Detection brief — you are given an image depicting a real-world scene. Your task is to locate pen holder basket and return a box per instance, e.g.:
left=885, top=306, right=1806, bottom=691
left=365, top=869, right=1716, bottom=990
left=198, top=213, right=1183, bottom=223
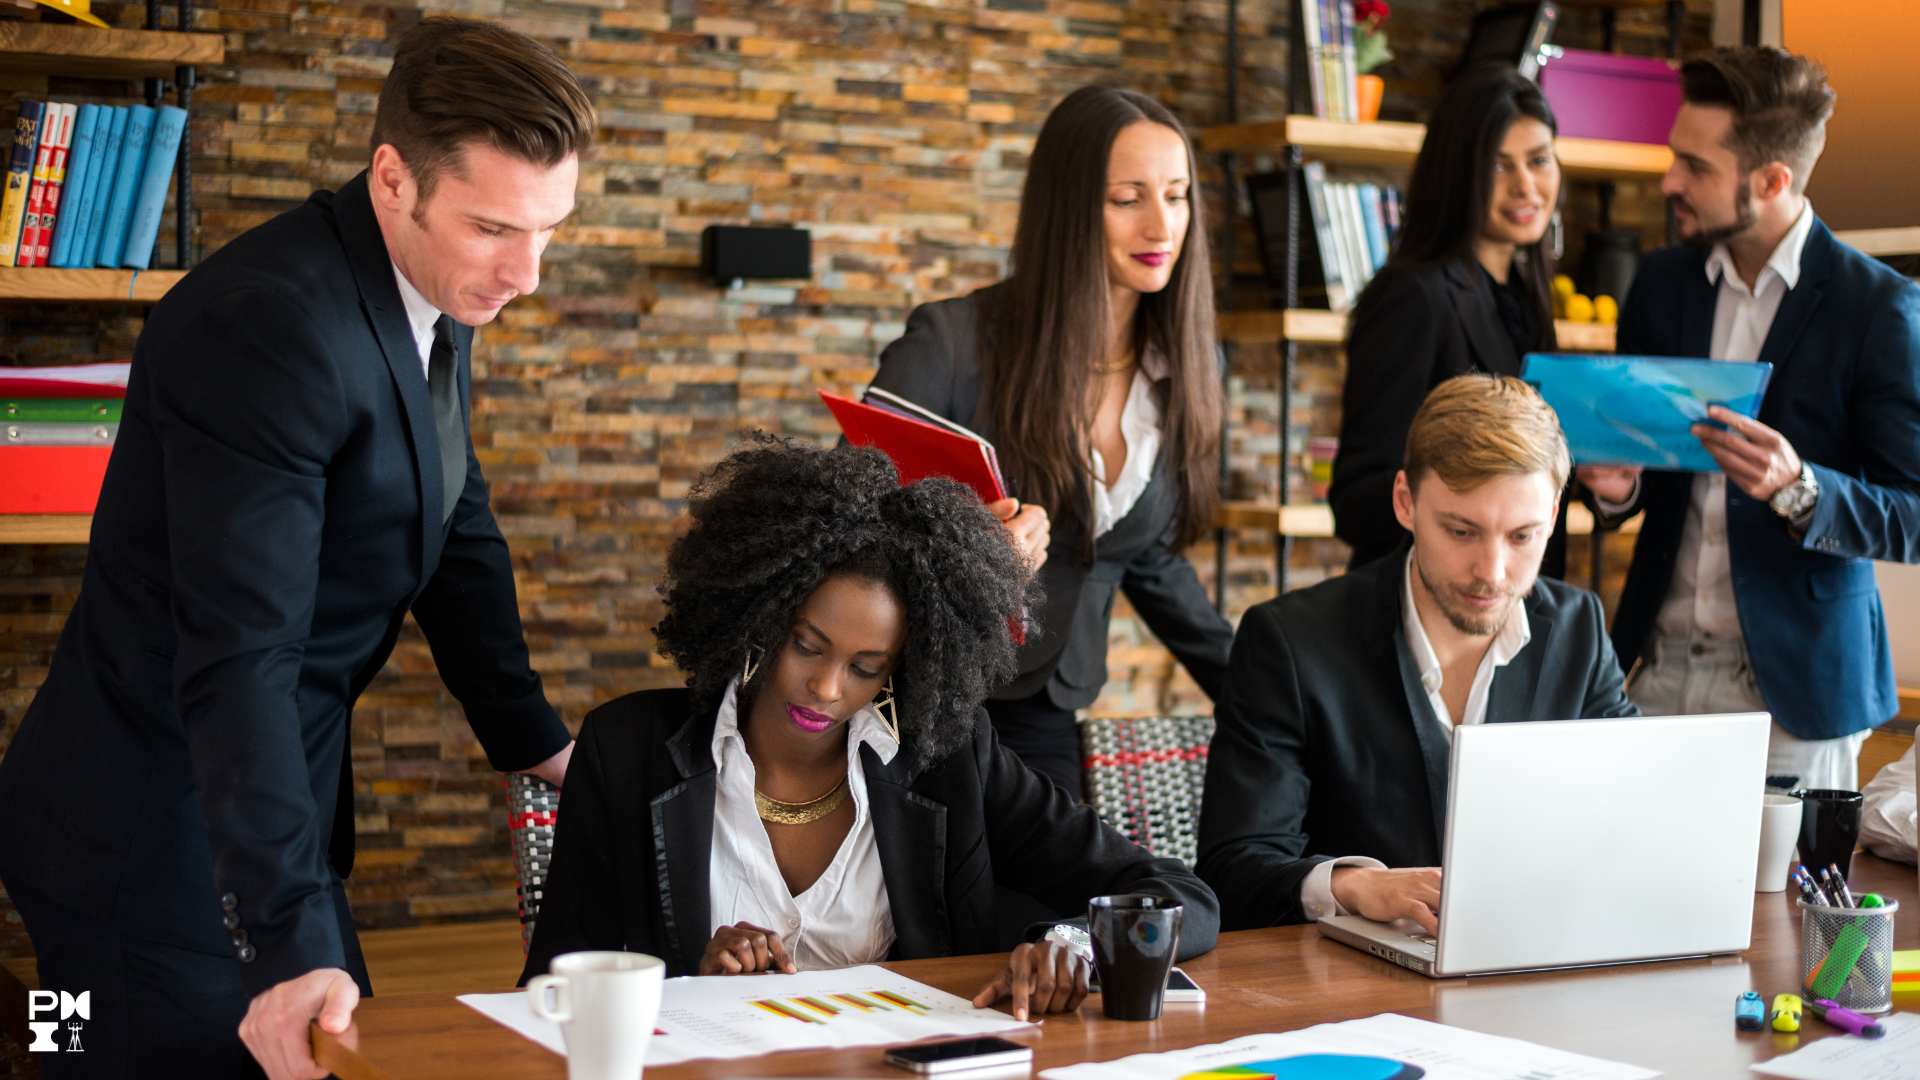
left=1797, top=897, right=1898, bottom=1014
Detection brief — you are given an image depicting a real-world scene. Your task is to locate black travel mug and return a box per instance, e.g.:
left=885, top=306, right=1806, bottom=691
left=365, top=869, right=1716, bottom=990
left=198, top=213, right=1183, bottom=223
left=1789, top=788, right=1864, bottom=882
left=1087, top=894, right=1183, bottom=1021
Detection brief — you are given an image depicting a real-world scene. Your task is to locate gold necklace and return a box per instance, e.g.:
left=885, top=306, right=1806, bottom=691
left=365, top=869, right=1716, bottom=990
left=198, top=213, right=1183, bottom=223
left=1093, top=348, right=1137, bottom=376
left=754, top=776, right=850, bottom=825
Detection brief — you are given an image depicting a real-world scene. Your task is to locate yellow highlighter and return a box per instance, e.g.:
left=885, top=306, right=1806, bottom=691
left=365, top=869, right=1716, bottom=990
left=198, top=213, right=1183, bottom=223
left=1769, top=993, right=1802, bottom=1033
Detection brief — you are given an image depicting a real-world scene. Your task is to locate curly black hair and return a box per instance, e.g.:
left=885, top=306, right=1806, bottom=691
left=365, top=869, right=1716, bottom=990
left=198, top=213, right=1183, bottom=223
left=653, top=433, right=1037, bottom=768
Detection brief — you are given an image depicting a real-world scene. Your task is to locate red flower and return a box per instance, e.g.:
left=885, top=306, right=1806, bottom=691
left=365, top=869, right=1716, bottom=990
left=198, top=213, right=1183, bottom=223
left=1354, top=0, right=1391, bottom=24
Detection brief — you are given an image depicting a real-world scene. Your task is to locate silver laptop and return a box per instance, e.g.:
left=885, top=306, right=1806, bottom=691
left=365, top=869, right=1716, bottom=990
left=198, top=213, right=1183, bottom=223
left=1317, top=712, right=1770, bottom=977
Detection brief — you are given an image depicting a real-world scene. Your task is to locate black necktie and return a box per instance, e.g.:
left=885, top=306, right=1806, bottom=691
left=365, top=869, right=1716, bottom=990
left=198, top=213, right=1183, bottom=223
left=427, top=316, right=465, bottom=524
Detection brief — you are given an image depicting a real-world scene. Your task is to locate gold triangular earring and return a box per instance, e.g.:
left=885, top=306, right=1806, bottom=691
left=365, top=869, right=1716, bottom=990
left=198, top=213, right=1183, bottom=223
left=874, top=677, right=900, bottom=744
left=742, top=646, right=762, bottom=687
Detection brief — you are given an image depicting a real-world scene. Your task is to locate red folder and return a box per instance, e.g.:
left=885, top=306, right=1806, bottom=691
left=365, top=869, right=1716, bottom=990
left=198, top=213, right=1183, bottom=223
left=0, top=446, right=111, bottom=513
left=819, top=390, right=1007, bottom=504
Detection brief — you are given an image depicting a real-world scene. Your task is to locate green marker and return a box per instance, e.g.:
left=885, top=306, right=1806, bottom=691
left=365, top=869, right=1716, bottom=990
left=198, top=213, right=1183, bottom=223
left=1860, top=894, right=1885, bottom=908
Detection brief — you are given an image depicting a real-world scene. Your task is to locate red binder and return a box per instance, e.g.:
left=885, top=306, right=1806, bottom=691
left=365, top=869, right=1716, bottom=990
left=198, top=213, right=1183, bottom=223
left=0, top=446, right=111, bottom=513
left=819, top=389, right=1007, bottom=504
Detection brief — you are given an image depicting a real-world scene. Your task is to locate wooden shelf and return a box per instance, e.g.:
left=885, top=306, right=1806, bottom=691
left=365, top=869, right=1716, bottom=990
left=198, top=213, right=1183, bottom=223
left=1218, top=500, right=1642, bottom=538
left=0, top=20, right=222, bottom=79
left=1834, top=227, right=1920, bottom=258
left=1219, top=308, right=1616, bottom=351
left=0, top=267, right=185, bottom=302
left=1198, top=115, right=1674, bottom=181
left=0, top=515, right=92, bottom=544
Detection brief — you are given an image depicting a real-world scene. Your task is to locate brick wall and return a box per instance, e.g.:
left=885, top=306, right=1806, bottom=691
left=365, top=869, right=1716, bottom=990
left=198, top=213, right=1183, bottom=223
left=0, top=0, right=1710, bottom=949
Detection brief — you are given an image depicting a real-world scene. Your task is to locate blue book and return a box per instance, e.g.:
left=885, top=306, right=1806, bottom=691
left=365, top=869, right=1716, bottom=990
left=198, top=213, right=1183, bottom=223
left=120, top=105, right=185, bottom=270
left=95, top=104, right=153, bottom=268
left=1521, top=353, right=1774, bottom=473
left=1357, top=183, right=1388, bottom=270
left=48, top=104, right=100, bottom=267
left=78, top=106, right=127, bottom=268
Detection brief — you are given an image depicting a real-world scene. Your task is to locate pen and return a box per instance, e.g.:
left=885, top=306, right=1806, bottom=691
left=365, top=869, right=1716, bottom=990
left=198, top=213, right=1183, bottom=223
left=1791, top=872, right=1825, bottom=907
left=1818, top=868, right=1845, bottom=908
left=1828, top=864, right=1855, bottom=908
left=1799, top=865, right=1835, bottom=906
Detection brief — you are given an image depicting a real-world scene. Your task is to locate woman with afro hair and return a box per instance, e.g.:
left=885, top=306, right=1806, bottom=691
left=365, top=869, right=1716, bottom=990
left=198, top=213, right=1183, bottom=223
left=521, top=434, right=1217, bottom=1016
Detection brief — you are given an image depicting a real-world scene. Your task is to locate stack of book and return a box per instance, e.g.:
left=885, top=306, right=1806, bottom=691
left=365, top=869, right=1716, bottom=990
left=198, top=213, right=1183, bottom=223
left=0, top=362, right=129, bottom=514
left=1301, top=0, right=1359, bottom=122
left=0, top=100, right=188, bottom=270
left=1302, top=162, right=1401, bottom=313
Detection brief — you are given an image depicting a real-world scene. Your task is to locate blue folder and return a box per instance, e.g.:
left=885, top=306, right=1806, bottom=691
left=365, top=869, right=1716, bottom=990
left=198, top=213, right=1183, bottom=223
left=1521, top=352, right=1773, bottom=473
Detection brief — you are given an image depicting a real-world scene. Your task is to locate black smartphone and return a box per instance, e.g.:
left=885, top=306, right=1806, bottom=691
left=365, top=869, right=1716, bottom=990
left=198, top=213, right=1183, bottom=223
left=883, top=1036, right=1035, bottom=1074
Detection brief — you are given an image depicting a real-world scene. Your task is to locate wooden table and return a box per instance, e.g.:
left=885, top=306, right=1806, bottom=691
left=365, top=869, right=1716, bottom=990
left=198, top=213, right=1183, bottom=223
left=317, top=853, right=1919, bottom=1080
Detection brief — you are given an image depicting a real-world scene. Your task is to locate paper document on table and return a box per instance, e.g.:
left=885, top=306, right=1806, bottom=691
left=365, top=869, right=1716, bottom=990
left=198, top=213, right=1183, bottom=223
left=1749, top=1011, right=1920, bottom=1079
left=460, top=965, right=1034, bottom=1065
left=1038, top=1013, right=1659, bottom=1080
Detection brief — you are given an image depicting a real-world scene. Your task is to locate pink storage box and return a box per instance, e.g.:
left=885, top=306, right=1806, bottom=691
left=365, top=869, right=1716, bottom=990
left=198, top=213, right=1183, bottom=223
left=1538, top=49, right=1681, bottom=147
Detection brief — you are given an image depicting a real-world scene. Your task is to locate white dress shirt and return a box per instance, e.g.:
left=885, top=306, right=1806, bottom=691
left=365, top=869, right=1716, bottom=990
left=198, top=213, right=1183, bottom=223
left=391, top=261, right=441, bottom=380
left=1603, top=204, right=1816, bottom=643
left=1859, top=743, right=1917, bottom=864
left=708, top=678, right=898, bottom=970
left=1298, top=550, right=1534, bottom=921
left=1087, top=346, right=1170, bottom=539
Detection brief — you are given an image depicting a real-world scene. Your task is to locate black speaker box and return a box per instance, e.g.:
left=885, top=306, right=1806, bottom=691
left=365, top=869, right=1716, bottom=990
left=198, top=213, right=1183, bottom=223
left=701, top=225, right=812, bottom=286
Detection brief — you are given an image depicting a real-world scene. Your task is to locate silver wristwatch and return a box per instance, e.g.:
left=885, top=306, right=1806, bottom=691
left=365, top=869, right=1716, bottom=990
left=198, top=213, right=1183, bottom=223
left=1769, top=462, right=1819, bottom=519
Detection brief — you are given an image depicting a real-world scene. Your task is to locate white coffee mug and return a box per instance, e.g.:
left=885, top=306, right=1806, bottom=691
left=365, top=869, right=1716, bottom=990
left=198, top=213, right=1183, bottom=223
left=1755, top=793, right=1805, bottom=893
left=527, top=951, right=665, bottom=1080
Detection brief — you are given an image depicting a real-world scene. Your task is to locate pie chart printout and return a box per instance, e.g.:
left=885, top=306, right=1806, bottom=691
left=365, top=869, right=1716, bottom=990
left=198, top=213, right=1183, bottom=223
left=1180, top=1056, right=1425, bottom=1080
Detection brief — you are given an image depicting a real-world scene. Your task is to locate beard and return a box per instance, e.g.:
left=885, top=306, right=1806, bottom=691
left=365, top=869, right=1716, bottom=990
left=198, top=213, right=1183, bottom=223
left=1673, top=180, right=1758, bottom=248
left=1414, top=553, right=1528, bottom=637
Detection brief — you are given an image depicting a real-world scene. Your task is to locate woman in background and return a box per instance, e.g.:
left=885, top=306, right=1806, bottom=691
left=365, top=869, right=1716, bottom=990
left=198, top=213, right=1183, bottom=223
left=1330, top=65, right=1571, bottom=575
left=866, top=85, right=1232, bottom=801
left=520, top=436, right=1218, bottom=1007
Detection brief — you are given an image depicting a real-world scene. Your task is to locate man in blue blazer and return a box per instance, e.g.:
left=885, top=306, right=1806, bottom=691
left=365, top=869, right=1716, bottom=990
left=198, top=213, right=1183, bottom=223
left=0, top=21, right=593, bottom=1080
left=1581, top=47, right=1920, bottom=792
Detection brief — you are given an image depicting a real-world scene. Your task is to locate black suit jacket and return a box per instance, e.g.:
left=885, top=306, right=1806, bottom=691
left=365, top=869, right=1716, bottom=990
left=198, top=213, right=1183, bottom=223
left=1329, top=261, right=1568, bottom=577
left=521, top=688, right=1219, bottom=980
left=0, top=173, right=571, bottom=996
left=1194, top=543, right=1636, bottom=931
left=1605, top=219, right=1920, bottom=740
left=867, top=285, right=1234, bottom=709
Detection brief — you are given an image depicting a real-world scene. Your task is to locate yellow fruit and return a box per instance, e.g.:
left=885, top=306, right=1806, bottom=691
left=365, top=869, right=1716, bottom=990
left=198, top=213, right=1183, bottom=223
left=1552, top=274, right=1576, bottom=298
left=1564, top=294, right=1595, bottom=323
left=1594, top=295, right=1618, bottom=325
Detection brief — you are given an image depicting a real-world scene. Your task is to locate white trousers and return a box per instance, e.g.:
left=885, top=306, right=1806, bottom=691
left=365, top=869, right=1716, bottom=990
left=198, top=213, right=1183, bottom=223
left=1629, top=631, right=1868, bottom=793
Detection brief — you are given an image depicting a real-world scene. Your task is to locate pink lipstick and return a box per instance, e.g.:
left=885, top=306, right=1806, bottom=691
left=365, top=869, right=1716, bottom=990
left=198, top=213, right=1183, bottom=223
left=787, top=703, right=834, bottom=732
left=1132, top=252, right=1170, bottom=267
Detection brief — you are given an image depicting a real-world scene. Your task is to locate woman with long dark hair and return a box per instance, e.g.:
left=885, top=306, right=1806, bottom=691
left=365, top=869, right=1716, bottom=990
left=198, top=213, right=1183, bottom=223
left=863, top=85, right=1233, bottom=801
left=1330, top=65, right=1572, bottom=575
left=520, top=436, right=1218, bottom=999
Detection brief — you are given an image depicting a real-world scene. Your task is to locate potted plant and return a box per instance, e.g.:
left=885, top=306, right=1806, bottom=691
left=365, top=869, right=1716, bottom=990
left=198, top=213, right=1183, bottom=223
left=1354, top=0, right=1392, bottom=123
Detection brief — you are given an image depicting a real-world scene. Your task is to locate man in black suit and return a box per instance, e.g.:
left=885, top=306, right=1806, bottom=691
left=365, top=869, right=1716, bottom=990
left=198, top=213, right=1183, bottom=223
left=1197, top=376, right=1637, bottom=933
left=0, top=21, right=594, bottom=1080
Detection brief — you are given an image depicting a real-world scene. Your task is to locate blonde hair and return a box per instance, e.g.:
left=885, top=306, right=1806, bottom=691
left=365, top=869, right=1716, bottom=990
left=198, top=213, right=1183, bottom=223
left=1404, top=375, right=1570, bottom=493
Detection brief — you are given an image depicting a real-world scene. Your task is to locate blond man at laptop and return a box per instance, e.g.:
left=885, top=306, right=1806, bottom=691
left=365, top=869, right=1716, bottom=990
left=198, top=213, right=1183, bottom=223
left=1197, top=375, right=1639, bottom=933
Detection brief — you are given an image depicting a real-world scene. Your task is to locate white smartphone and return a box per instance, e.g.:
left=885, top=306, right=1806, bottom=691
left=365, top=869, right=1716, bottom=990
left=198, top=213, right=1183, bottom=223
left=1163, top=967, right=1206, bottom=1003
left=1087, top=966, right=1205, bottom=1003
left=884, top=1037, right=1035, bottom=1074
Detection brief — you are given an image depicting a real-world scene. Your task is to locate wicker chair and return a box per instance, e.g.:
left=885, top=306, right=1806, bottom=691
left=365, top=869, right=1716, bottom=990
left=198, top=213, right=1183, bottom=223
left=1078, top=715, right=1216, bottom=868
left=505, top=773, right=561, bottom=953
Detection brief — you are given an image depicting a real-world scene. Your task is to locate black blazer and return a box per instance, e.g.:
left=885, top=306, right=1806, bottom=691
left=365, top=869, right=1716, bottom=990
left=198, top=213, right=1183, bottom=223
left=1329, top=261, right=1568, bottom=577
left=1194, top=542, right=1636, bottom=931
left=1605, top=219, right=1920, bottom=741
left=521, top=688, right=1219, bottom=980
left=867, top=284, right=1234, bottom=709
left=0, top=172, right=571, bottom=996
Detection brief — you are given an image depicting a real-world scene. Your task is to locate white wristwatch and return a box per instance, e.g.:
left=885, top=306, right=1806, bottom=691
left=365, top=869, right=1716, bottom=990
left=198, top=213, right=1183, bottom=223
left=1768, top=462, right=1819, bottom=520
